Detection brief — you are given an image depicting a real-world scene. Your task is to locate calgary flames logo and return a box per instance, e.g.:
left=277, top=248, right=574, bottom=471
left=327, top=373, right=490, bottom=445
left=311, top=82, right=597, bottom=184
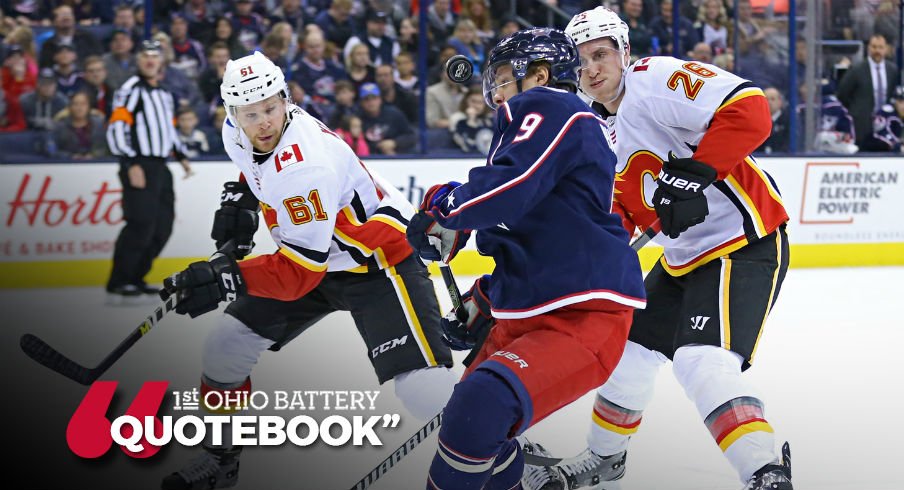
left=615, top=150, right=663, bottom=228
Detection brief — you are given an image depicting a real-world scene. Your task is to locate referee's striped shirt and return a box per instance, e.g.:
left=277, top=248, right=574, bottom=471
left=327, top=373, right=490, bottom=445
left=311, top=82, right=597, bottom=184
left=106, top=75, right=187, bottom=159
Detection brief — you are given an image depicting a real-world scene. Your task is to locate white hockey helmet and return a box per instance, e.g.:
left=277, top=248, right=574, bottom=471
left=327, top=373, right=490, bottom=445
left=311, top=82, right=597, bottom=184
left=220, top=51, right=289, bottom=117
left=565, top=6, right=630, bottom=53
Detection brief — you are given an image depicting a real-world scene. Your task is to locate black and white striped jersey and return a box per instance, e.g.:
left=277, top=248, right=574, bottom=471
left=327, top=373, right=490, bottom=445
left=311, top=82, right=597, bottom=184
left=106, top=75, right=187, bottom=160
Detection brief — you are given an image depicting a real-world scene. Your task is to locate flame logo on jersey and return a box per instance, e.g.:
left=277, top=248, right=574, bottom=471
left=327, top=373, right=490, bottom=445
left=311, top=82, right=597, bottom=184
left=615, top=150, right=663, bottom=228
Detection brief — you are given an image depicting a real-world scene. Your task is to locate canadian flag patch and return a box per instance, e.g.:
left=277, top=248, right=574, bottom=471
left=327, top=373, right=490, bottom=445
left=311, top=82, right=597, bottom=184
left=275, top=144, right=304, bottom=171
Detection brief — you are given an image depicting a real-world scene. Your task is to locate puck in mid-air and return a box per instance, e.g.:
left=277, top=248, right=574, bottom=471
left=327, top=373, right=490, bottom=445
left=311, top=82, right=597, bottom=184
left=445, top=55, right=474, bottom=84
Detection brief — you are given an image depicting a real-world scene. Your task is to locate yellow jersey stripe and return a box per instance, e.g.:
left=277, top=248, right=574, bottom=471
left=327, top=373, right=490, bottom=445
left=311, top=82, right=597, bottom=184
left=661, top=236, right=749, bottom=276
left=374, top=247, right=389, bottom=269
left=369, top=215, right=408, bottom=234
left=341, top=206, right=364, bottom=226
left=745, top=157, right=785, bottom=207
left=278, top=248, right=327, bottom=272
left=334, top=228, right=374, bottom=254
left=725, top=175, right=767, bottom=237
left=716, top=88, right=765, bottom=113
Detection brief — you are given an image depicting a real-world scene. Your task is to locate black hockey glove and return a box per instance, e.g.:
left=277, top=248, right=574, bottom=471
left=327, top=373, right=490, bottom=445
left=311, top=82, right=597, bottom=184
left=441, top=275, right=494, bottom=351
left=653, top=154, right=718, bottom=239
left=406, top=182, right=471, bottom=263
left=162, top=252, right=246, bottom=318
left=211, top=181, right=259, bottom=260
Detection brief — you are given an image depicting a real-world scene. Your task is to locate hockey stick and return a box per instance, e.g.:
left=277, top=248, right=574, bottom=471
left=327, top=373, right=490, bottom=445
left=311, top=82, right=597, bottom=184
left=630, top=220, right=660, bottom=251
left=437, top=262, right=489, bottom=367
left=20, top=294, right=180, bottom=385
left=438, top=262, right=467, bottom=324
left=20, top=239, right=236, bottom=385
left=349, top=411, right=443, bottom=490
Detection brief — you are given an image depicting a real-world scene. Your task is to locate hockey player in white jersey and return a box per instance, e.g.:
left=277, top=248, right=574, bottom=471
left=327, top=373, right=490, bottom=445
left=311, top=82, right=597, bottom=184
left=158, top=51, right=457, bottom=489
left=523, top=7, right=793, bottom=490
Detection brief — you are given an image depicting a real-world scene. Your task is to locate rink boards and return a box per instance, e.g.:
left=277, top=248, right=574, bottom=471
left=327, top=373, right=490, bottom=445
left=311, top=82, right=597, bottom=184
left=1, top=156, right=902, bottom=288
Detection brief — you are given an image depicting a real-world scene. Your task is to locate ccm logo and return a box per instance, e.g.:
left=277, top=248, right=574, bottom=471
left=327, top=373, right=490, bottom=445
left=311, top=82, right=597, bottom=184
left=220, top=273, right=238, bottom=301
left=372, top=335, right=408, bottom=358
left=241, top=86, right=263, bottom=95
left=659, top=171, right=702, bottom=192
left=492, top=350, right=528, bottom=369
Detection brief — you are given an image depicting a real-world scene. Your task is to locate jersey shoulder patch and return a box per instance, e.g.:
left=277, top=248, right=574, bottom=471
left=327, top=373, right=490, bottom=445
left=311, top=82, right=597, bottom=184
left=274, top=143, right=305, bottom=172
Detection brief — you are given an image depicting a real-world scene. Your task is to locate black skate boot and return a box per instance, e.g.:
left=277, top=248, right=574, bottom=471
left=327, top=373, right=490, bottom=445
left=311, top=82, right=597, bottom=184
left=161, top=446, right=242, bottom=490
left=743, top=442, right=792, bottom=490
left=520, top=438, right=567, bottom=490
left=557, top=448, right=626, bottom=489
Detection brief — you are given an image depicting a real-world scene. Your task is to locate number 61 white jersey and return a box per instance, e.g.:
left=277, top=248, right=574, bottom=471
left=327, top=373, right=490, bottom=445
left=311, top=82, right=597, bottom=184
left=223, top=105, right=415, bottom=300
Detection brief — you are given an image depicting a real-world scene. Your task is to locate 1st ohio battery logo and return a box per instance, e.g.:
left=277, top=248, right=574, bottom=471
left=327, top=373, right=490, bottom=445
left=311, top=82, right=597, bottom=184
left=67, top=381, right=400, bottom=458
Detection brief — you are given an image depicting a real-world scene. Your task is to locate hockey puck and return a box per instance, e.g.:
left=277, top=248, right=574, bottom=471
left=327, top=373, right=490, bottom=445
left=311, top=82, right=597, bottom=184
left=445, top=55, right=474, bottom=84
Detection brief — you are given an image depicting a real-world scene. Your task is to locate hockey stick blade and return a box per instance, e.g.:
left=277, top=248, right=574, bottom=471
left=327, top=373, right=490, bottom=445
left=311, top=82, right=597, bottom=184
left=19, top=239, right=236, bottom=385
left=350, top=412, right=443, bottom=490
left=20, top=294, right=179, bottom=385
left=20, top=333, right=98, bottom=385
left=522, top=452, right=564, bottom=466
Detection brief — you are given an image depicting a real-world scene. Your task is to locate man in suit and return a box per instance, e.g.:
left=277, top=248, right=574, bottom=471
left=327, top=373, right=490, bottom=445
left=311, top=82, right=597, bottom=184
left=836, top=33, right=900, bottom=147
left=38, top=4, right=103, bottom=69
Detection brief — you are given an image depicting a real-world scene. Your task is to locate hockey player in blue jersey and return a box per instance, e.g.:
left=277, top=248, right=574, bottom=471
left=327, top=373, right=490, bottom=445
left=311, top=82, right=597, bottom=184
left=800, top=79, right=859, bottom=154
left=861, top=85, right=904, bottom=152
left=406, top=28, right=647, bottom=489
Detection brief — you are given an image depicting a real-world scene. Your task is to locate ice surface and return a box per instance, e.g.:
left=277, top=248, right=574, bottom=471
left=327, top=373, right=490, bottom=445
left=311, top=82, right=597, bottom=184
left=3, top=267, right=902, bottom=489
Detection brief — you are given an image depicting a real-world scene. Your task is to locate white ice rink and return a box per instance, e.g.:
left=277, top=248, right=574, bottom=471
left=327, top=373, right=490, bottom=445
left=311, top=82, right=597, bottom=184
left=5, top=266, right=903, bottom=490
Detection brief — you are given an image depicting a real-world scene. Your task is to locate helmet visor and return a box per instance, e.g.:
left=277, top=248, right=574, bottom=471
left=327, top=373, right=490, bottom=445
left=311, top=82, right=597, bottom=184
left=228, top=94, right=289, bottom=131
left=481, top=60, right=520, bottom=110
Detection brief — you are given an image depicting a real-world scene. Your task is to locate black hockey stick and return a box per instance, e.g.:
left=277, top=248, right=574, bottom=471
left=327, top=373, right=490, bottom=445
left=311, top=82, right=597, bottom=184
left=20, top=240, right=236, bottom=385
left=20, top=294, right=180, bottom=385
left=438, top=262, right=467, bottom=323
left=630, top=220, right=660, bottom=251
left=349, top=411, right=443, bottom=490
left=437, top=262, right=489, bottom=367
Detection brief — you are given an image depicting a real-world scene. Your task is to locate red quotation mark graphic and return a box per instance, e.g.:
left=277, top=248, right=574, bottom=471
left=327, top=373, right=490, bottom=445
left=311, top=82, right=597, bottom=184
left=66, top=381, right=169, bottom=459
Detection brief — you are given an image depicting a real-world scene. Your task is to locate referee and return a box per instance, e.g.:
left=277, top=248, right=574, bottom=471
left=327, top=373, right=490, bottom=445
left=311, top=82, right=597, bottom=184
left=106, top=40, right=193, bottom=301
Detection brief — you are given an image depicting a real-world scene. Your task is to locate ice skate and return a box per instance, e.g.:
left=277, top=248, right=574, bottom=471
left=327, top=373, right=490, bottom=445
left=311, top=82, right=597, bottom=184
left=161, top=446, right=242, bottom=490
left=743, top=442, right=792, bottom=489
left=520, top=438, right=567, bottom=490
left=557, top=448, right=626, bottom=489
left=105, top=284, right=155, bottom=306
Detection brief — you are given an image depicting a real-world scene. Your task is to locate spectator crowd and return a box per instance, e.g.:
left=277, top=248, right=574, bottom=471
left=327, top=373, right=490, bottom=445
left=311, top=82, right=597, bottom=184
left=0, top=0, right=902, bottom=160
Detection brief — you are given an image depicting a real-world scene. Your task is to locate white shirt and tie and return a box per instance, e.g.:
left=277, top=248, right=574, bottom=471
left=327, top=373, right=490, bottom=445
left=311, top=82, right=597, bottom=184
left=869, top=58, right=887, bottom=111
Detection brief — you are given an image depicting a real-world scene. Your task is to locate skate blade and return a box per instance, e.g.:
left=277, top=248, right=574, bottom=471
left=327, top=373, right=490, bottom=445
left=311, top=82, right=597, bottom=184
left=589, top=482, right=622, bottom=490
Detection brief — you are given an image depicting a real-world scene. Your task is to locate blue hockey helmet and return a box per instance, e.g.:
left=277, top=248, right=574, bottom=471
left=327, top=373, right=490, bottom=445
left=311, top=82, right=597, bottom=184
left=481, top=28, right=580, bottom=109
